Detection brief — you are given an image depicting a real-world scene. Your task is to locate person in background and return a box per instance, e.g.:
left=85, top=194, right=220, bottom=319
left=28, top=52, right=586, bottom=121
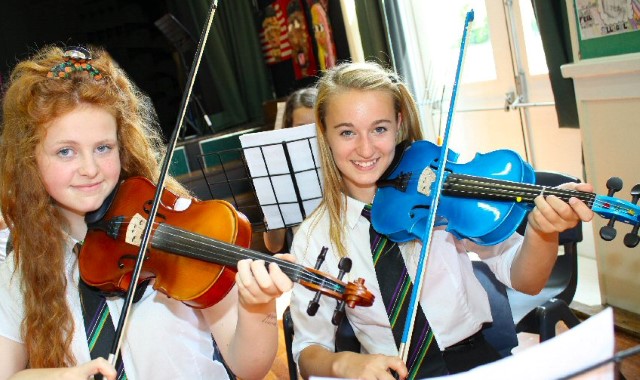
left=288, top=61, right=595, bottom=379
left=0, top=45, right=294, bottom=380
left=263, top=87, right=318, bottom=254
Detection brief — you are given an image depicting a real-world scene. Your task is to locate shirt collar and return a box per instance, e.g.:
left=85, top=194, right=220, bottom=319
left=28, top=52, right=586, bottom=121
left=345, top=195, right=369, bottom=230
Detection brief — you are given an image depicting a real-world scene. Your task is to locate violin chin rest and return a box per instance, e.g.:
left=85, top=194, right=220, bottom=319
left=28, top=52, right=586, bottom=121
left=378, top=141, right=411, bottom=182
left=85, top=182, right=120, bottom=225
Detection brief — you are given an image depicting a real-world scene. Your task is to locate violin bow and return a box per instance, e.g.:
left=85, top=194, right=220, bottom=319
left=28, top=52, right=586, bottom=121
left=398, top=9, right=475, bottom=363
left=107, top=0, right=219, bottom=366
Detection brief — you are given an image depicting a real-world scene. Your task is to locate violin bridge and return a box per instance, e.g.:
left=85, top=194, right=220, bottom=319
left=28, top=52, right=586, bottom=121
left=418, top=168, right=436, bottom=197
left=125, top=213, right=147, bottom=247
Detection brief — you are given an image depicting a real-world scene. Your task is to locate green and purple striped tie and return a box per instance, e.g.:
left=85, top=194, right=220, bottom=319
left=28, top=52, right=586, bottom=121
left=362, top=204, right=447, bottom=379
left=76, top=243, right=127, bottom=380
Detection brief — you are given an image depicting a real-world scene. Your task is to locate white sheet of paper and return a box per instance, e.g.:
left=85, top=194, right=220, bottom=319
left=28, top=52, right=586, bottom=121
left=310, top=307, right=616, bottom=380
left=240, top=123, right=322, bottom=229
left=443, top=307, right=615, bottom=379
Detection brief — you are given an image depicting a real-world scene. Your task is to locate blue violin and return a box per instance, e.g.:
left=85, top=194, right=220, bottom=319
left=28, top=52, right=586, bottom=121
left=372, top=140, right=640, bottom=248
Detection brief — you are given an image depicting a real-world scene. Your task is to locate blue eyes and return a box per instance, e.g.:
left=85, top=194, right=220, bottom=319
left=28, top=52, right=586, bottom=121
left=57, top=148, right=73, bottom=158
left=96, top=144, right=113, bottom=153
left=374, top=126, right=388, bottom=134
left=339, top=126, right=388, bottom=137
left=56, top=144, right=113, bottom=158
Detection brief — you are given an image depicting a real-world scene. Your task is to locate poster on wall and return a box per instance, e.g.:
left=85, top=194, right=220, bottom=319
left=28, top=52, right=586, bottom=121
left=260, top=2, right=292, bottom=64
left=308, top=0, right=337, bottom=70
left=259, top=0, right=319, bottom=78
left=285, top=0, right=319, bottom=78
left=575, top=0, right=640, bottom=40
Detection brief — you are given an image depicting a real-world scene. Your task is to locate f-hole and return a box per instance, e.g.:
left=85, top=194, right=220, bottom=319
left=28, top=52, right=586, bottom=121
left=143, top=199, right=167, bottom=220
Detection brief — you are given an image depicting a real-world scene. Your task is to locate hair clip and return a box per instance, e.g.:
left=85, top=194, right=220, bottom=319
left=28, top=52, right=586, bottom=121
left=388, top=74, right=399, bottom=84
left=47, top=46, right=103, bottom=80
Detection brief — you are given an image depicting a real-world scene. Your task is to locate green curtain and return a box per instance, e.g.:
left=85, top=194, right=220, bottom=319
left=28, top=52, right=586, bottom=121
left=167, top=0, right=273, bottom=132
left=354, top=0, right=391, bottom=65
left=531, top=0, right=580, bottom=128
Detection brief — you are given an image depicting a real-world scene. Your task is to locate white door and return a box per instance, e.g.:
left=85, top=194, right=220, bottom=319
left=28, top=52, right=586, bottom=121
left=407, top=0, right=584, bottom=179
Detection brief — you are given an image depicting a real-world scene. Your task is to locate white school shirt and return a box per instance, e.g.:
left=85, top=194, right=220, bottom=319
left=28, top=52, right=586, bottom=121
left=289, top=195, right=522, bottom=362
left=0, top=228, right=8, bottom=262
left=0, top=238, right=230, bottom=379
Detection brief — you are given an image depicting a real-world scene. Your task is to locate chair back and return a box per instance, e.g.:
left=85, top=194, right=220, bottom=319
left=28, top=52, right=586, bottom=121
left=282, top=307, right=299, bottom=380
left=472, top=261, right=518, bottom=357
left=282, top=306, right=361, bottom=380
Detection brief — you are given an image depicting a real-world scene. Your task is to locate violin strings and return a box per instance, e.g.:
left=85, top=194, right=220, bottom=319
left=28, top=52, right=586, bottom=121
left=155, top=224, right=340, bottom=290
left=439, top=174, right=637, bottom=220
left=108, top=220, right=345, bottom=294
left=445, top=173, right=596, bottom=203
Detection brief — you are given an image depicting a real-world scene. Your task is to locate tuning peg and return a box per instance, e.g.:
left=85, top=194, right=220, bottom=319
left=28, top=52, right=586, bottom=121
left=306, top=247, right=329, bottom=316
left=600, top=177, right=624, bottom=241
left=331, top=258, right=353, bottom=325
left=628, top=184, right=640, bottom=203
left=600, top=222, right=617, bottom=241
left=624, top=229, right=639, bottom=248
left=307, top=292, right=321, bottom=316
left=606, top=177, right=623, bottom=195
left=332, top=301, right=346, bottom=325
left=336, top=257, right=352, bottom=278
left=623, top=184, right=640, bottom=248
left=313, top=246, right=328, bottom=270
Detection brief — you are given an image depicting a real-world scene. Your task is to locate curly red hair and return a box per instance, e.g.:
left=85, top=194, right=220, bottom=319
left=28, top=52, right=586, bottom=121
left=0, top=45, right=187, bottom=367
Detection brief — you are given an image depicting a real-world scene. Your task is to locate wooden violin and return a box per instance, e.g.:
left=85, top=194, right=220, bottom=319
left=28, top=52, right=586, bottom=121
left=79, top=176, right=375, bottom=309
left=372, top=140, right=640, bottom=247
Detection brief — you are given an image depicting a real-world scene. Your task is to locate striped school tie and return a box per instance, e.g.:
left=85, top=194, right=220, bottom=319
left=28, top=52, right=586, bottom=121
left=362, top=204, right=447, bottom=379
left=76, top=244, right=127, bottom=379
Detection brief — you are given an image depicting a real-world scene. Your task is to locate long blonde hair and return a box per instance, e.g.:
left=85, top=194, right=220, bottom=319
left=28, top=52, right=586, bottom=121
left=0, top=45, right=187, bottom=367
left=314, top=61, right=423, bottom=258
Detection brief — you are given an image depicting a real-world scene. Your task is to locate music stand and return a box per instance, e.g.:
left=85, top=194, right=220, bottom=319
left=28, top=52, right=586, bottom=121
left=155, top=13, right=213, bottom=138
left=239, top=124, right=323, bottom=231
left=196, top=146, right=267, bottom=231
left=194, top=125, right=322, bottom=234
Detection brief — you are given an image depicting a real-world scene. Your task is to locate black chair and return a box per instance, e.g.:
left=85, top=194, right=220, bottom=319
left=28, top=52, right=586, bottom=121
left=282, top=261, right=518, bottom=380
left=282, top=306, right=299, bottom=380
left=471, top=260, right=518, bottom=358
left=506, top=170, right=584, bottom=342
left=282, top=306, right=361, bottom=380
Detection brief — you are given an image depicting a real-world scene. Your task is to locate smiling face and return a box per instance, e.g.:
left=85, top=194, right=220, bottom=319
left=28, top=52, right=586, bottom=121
left=36, top=104, right=121, bottom=228
left=324, top=89, right=401, bottom=203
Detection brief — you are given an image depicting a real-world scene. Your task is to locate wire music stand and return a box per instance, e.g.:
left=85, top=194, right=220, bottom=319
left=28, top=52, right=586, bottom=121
left=196, top=135, right=323, bottom=233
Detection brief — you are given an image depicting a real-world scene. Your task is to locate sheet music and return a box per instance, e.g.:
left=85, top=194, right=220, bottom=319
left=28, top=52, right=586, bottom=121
left=240, top=123, right=323, bottom=230
left=311, top=307, right=615, bottom=380
left=446, top=307, right=615, bottom=379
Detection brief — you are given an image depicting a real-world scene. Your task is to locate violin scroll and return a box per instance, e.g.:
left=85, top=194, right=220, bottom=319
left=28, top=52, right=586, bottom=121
left=302, top=248, right=374, bottom=324
left=598, top=178, right=640, bottom=248
left=342, top=278, right=374, bottom=308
